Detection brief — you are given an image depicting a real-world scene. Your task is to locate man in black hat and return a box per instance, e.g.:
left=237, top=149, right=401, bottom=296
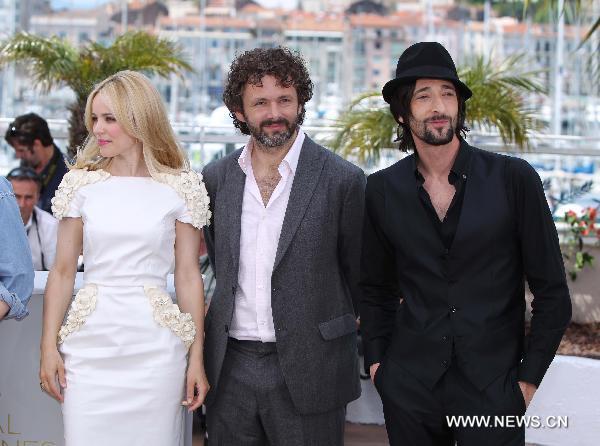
left=5, top=113, right=68, bottom=214
left=359, top=41, right=571, bottom=445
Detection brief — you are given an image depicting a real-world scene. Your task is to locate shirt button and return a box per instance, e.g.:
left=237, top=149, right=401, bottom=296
left=442, top=335, right=449, bottom=341
left=462, top=174, right=467, bottom=180
left=450, top=306, right=458, bottom=313
left=442, top=360, right=449, bottom=367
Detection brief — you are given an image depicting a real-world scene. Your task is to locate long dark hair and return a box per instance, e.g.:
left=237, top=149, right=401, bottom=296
left=389, top=81, right=469, bottom=152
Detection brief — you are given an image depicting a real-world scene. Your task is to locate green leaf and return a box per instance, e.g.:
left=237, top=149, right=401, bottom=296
left=0, top=31, right=192, bottom=155
left=332, top=53, right=546, bottom=160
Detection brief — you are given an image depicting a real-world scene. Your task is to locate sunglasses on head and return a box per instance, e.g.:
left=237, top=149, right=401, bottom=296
left=8, top=125, right=23, bottom=137
left=6, top=166, right=41, bottom=183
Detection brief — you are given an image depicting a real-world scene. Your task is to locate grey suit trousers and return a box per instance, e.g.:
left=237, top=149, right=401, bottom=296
left=206, top=338, right=345, bottom=446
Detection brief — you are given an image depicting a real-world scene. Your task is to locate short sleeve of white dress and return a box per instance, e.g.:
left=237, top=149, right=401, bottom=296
left=159, top=171, right=211, bottom=229
left=62, top=188, right=84, bottom=218
left=174, top=197, right=193, bottom=226
left=51, top=169, right=110, bottom=220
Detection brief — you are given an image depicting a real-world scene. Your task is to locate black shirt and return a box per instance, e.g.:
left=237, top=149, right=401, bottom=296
left=414, top=140, right=470, bottom=250
left=359, top=138, right=571, bottom=388
left=413, top=139, right=557, bottom=260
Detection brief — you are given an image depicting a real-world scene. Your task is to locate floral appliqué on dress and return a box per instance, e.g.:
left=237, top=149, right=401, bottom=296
left=156, top=170, right=211, bottom=229
left=58, top=284, right=98, bottom=344
left=51, top=168, right=110, bottom=219
left=144, top=286, right=196, bottom=349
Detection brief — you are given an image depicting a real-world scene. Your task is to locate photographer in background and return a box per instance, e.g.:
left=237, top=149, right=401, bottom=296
left=5, top=113, right=68, bottom=213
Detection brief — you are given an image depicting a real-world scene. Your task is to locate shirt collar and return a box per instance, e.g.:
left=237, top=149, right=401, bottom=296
left=24, top=212, right=33, bottom=231
left=413, top=138, right=472, bottom=185
left=39, top=145, right=61, bottom=178
left=238, top=127, right=305, bottom=176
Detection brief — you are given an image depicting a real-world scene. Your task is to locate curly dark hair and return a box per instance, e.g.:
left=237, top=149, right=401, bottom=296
left=389, top=81, right=469, bottom=152
left=223, top=47, right=314, bottom=135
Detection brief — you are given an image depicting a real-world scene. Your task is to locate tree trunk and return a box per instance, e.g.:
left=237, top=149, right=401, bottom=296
left=67, top=98, right=88, bottom=160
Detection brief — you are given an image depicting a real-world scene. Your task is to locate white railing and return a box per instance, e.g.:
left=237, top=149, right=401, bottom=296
left=2, top=119, right=600, bottom=195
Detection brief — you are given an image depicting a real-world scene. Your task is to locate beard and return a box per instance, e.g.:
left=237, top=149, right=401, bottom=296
left=245, top=115, right=299, bottom=150
left=410, top=114, right=457, bottom=146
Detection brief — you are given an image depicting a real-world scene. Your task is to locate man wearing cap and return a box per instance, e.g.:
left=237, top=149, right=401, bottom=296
left=360, top=41, right=571, bottom=445
left=5, top=113, right=68, bottom=214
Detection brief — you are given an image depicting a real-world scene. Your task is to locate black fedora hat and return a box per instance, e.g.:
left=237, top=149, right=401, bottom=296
left=382, top=41, right=472, bottom=104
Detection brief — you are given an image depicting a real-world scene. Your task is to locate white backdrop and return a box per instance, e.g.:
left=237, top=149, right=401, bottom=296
left=0, top=272, right=192, bottom=446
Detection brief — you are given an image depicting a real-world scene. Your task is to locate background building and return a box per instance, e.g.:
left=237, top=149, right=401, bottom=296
left=1, top=0, right=598, bottom=137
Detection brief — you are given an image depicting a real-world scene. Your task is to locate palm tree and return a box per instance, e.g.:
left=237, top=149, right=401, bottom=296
left=330, top=54, right=546, bottom=163
left=0, top=31, right=193, bottom=157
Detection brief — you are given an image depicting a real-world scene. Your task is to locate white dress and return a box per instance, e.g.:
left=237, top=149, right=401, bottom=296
left=51, top=168, right=210, bottom=446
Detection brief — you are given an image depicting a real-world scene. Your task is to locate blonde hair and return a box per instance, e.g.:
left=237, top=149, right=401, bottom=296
left=72, top=70, right=189, bottom=176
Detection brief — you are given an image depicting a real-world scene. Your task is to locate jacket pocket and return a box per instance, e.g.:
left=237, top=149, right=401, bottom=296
left=318, top=313, right=357, bottom=341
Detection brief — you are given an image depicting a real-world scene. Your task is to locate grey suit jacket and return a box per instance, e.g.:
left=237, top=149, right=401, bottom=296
left=202, top=135, right=364, bottom=414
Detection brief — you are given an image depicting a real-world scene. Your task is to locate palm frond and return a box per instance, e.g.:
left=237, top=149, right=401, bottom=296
left=94, top=31, right=193, bottom=78
left=347, top=91, right=384, bottom=109
left=580, top=15, right=600, bottom=46
left=332, top=53, right=547, bottom=161
left=0, top=31, right=193, bottom=156
left=72, top=32, right=193, bottom=100
left=460, top=54, right=544, bottom=149
left=0, top=32, right=79, bottom=93
left=330, top=106, right=397, bottom=163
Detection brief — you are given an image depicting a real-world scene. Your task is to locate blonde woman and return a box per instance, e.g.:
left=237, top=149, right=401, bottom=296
left=39, top=70, right=210, bottom=445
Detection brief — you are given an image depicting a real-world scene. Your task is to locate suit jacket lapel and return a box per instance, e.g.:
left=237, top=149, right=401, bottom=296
left=273, top=137, right=325, bottom=271
left=223, top=153, right=246, bottom=270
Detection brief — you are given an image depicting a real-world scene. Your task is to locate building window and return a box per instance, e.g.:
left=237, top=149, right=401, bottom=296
left=354, top=39, right=365, bottom=54
left=327, top=52, right=337, bottom=84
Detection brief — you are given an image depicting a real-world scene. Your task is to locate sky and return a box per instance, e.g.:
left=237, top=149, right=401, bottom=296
left=50, top=0, right=297, bottom=10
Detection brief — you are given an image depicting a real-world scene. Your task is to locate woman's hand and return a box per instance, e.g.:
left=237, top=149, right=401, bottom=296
left=182, top=357, right=209, bottom=412
left=39, top=345, right=67, bottom=402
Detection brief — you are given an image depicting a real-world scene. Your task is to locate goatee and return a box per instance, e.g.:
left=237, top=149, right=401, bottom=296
left=411, top=114, right=456, bottom=146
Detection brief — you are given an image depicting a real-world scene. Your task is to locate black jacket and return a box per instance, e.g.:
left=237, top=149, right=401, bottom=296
left=360, top=142, right=571, bottom=390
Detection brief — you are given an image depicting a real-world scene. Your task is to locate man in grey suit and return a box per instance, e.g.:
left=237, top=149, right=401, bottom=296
left=202, top=47, right=364, bottom=445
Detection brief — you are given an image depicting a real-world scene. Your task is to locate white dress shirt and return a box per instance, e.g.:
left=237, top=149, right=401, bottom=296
left=229, top=129, right=305, bottom=342
left=25, top=206, right=58, bottom=271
